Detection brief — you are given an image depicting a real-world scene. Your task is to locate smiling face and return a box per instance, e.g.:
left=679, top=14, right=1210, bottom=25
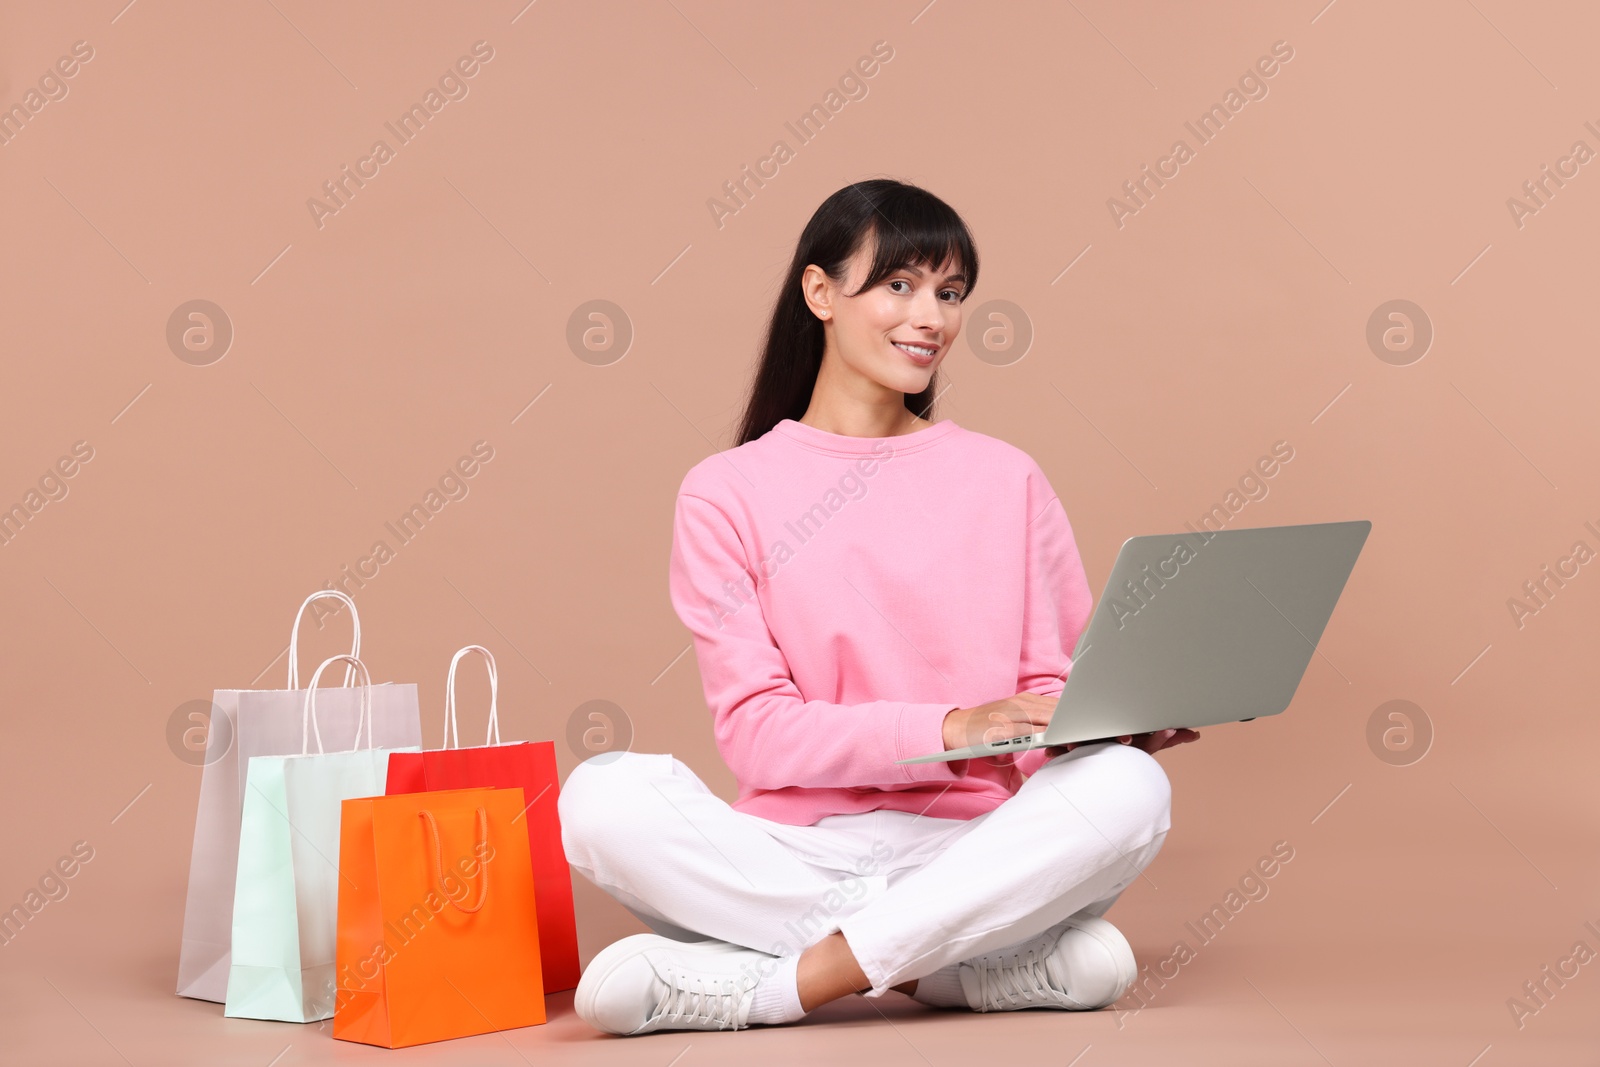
left=803, top=239, right=969, bottom=403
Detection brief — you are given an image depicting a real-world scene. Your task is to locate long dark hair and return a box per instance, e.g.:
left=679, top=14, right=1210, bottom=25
left=734, top=179, right=980, bottom=447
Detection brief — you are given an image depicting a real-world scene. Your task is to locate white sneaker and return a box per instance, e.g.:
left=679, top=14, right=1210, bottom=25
left=959, top=915, right=1138, bottom=1012
left=573, top=934, right=776, bottom=1035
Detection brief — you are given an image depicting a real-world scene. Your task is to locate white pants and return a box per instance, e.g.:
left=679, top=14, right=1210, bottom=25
left=558, top=742, right=1172, bottom=997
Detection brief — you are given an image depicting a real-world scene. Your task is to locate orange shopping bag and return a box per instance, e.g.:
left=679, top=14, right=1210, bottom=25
left=334, top=787, right=545, bottom=1047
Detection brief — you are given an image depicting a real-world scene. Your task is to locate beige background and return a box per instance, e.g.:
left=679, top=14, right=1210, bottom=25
left=2, top=1, right=1597, bottom=1063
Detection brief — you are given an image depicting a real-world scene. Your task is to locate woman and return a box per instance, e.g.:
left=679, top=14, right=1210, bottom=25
left=559, top=178, right=1198, bottom=1036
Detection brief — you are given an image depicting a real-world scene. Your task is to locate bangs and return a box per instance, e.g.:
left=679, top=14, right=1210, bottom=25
left=848, top=189, right=978, bottom=299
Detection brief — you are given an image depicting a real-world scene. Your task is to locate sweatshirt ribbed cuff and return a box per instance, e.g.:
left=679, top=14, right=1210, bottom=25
left=896, top=703, right=968, bottom=782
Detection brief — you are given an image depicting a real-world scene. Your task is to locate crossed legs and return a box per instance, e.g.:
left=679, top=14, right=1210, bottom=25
left=559, top=743, right=1172, bottom=1010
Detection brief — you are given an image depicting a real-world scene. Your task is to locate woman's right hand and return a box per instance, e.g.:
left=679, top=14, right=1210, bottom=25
left=942, top=692, right=1059, bottom=752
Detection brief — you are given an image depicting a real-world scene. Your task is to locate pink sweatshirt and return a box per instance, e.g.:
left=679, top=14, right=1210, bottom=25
left=668, top=417, right=1093, bottom=827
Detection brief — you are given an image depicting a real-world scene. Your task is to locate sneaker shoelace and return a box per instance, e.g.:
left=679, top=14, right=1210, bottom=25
left=971, top=943, right=1067, bottom=1011
left=650, top=965, right=749, bottom=1030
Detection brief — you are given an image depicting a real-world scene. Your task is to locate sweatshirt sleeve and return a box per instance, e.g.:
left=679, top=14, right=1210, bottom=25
left=1008, top=469, right=1094, bottom=781
left=669, top=490, right=973, bottom=791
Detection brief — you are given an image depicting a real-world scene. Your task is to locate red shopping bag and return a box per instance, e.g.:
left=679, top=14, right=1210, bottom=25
left=385, top=645, right=579, bottom=993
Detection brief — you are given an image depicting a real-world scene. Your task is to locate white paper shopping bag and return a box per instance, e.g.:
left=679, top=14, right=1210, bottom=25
left=177, top=590, right=421, bottom=1003
left=224, top=655, right=420, bottom=1023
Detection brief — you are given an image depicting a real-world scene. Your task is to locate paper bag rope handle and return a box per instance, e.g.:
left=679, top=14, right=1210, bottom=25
left=287, top=590, right=361, bottom=689
left=301, top=654, right=374, bottom=755
left=419, top=807, right=489, bottom=914
left=443, top=644, right=500, bottom=749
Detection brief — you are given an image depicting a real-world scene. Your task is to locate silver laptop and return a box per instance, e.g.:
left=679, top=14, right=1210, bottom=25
left=898, top=519, right=1371, bottom=764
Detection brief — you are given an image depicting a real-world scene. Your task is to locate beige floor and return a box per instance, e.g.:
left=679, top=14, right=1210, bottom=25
left=7, top=837, right=1596, bottom=1066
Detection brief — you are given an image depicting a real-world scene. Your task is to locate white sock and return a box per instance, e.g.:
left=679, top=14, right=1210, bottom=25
left=910, top=962, right=970, bottom=1009
left=746, top=952, right=807, bottom=1025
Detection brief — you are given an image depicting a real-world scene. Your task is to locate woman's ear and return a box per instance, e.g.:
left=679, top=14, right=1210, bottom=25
left=800, top=263, right=834, bottom=322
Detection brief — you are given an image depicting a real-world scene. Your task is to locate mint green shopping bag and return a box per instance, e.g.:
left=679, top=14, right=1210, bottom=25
left=224, top=654, right=420, bottom=1023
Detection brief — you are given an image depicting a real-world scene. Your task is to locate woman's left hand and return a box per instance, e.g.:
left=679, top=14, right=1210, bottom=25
left=1045, top=727, right=1200, bottom=759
